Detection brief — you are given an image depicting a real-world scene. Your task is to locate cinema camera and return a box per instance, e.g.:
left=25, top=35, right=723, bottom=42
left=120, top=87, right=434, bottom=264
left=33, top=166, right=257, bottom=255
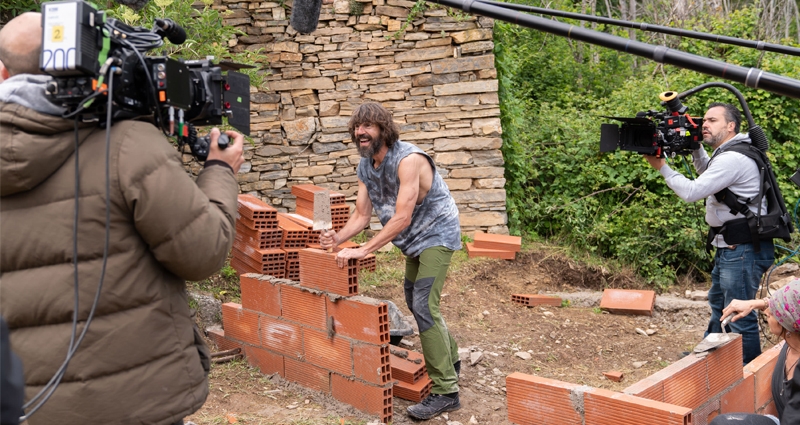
left=40, top=0, right=250, bottom=160
left=600, top=91, right=703, bottom=158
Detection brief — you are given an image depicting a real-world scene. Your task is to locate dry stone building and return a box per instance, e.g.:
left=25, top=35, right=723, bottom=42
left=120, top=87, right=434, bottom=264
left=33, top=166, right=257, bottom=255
left=198, top=0, right=509, bottom=234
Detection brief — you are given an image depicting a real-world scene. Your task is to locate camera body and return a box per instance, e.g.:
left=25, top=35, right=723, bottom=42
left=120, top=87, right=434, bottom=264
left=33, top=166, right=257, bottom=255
left=40, top=0, right=250, bottom=160
left=600, top=91, right=703, bottom=158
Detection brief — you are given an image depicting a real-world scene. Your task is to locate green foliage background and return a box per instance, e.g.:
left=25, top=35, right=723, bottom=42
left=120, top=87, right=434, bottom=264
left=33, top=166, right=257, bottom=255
left=496, top=1, right=800, bottom=288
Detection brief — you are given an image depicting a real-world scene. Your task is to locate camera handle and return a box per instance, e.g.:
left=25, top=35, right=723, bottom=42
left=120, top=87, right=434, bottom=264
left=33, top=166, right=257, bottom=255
left=182, top=123, right=229, bottom=161
left=671, top=82, right=768, bottom=152
left=191, top=133, right=229, bottom=162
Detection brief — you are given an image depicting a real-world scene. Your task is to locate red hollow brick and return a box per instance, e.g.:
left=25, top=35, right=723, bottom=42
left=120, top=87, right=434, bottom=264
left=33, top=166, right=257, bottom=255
left=233, top=244, right=286, bottom=265
left=280, top=285, right=327, bottom=330
left=326, top=297, right=389, bottom=345
left=358, top=254, right=377, bottom=273
left=245, top=345, right=285, bottom=377
left=238, top=215, right=279, bottom=230
left=299, top=248, right=358, bottom=297
left=390, top=350, right=426, bottom=384
left=583, top=387, right=693, bottom=425
left=259, top=315, right=303, bottom=358
left=237, top=194, right=278, bottom=220
left=291, top=184, right=346, bottom=205
left=240, top=274, right=281, bottom=317
left=465, top=242, right=516, bottom=260
left=511, top=294, right=562, bottom=307
left=662, top=355, right=709, bottom=409
left=707, top=334, right=743, bottom=395
left=235, top=223, right=282, bottom=249
left=221, top=303, right=260, bottom=346
left=330, top=374, right=392, bottom=424
left=207, top=328, right=242, bottom=352
left=744, top=342, right=783, bottom=410
left=230, top=254, right=286, bottom=278
left=304, top=328, right=353, bottom=376
left=506, top=372, right=583, bottom=424
left=394, top=375, right=432, bottom=402
left=473, top=231, right=522, bottom=252
left=720, top=372, right=755, bottom=414
left=599, top=288, right=656, bottom=316
left=285, top=357, right=330, bottom=393
left=623, top=375, right=664, bottom=402
left=353, top=344, right=391, bottom=386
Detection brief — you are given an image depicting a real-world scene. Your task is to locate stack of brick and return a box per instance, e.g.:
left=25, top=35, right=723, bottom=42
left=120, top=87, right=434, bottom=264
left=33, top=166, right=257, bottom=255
left=390, top=348, right=433, bottom=402
left=232, top=193, right=377, bottom=279
left=197, top=0, right=508, bottom=235
left=210, top=270, right=393, bottom=423
left=465, top=231, right=521, bottom=260
left=507, top=334, right=783, bottom=425
left=232, top=194, right=285, bottom=277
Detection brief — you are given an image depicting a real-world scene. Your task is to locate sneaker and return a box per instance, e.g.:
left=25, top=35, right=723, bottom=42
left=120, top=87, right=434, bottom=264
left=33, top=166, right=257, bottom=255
left=454, top=360, right=461, bottom=376
left=407, top=393, right=461, bottom=420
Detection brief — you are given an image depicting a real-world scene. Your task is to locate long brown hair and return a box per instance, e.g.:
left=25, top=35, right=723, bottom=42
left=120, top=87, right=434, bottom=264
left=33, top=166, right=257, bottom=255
left=348, top=102, right=400, bottom=148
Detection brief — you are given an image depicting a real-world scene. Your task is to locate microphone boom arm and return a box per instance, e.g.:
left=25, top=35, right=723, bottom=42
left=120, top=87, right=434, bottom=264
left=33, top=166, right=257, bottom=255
left=426, top=0, right=800, bottom=99
left=476, top=0, right=800, bottom=57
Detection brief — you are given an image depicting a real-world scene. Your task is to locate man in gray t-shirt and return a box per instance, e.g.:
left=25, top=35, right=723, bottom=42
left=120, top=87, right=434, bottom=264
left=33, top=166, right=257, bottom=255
left=320, top=102, right=462, bottom=420
left=644, top=103, right=774, bottom=364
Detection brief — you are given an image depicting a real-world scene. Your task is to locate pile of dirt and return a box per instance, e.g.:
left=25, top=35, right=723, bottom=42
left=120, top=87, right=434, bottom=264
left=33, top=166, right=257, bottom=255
left=188, top=247, right=793, bottom=425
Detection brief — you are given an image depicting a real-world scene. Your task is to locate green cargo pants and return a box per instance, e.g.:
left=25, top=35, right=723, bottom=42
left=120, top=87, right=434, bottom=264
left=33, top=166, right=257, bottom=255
left=404, top=246, right=459, bottom=394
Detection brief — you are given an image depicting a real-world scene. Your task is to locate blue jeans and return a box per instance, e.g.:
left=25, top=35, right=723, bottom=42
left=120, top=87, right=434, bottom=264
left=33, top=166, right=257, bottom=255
left=706, top=240, right=774, bottom=365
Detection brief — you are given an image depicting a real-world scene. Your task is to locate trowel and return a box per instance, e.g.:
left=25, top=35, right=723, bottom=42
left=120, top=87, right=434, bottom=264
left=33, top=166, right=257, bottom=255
left=693, top=316, right=734, bottom=354
left=313, top=189, right=332, bottom=252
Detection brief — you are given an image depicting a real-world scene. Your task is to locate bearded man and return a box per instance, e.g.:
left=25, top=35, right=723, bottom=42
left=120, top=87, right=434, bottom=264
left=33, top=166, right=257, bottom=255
left=320, top=102, right=463, bottom=420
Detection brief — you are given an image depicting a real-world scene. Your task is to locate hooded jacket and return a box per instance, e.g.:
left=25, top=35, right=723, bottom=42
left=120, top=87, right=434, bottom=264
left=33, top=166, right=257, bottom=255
left=0, top=76, right=238, bottom=424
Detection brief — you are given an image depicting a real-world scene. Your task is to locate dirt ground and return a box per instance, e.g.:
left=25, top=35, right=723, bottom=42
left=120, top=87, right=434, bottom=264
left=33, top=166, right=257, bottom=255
left=187, top=247, right=794, bottom=425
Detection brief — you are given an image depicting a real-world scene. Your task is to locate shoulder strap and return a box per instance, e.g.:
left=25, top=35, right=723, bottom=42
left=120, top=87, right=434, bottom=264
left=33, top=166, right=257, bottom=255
left=710, top=143, right=764, bottom=251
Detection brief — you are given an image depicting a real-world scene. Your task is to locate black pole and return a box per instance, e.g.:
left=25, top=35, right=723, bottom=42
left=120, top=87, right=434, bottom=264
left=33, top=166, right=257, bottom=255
left=427, top=0, right=800, bottom=99
left=477, top=0, right=800, bottom=57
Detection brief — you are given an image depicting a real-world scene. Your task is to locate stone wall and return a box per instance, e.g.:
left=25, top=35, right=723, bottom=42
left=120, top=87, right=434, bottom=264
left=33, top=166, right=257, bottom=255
left=202, top=0, right=508, bottom=234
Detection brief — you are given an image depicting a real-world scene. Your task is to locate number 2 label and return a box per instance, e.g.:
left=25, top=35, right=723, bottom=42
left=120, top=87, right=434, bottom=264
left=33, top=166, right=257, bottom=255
left=51, top=25, right=64, bottom=42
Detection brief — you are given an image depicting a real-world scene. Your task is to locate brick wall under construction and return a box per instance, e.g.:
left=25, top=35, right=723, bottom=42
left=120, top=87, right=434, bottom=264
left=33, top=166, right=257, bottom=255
left=506, top=335, right=784, bottom=425
left=184, top=0, right=508, bottom=235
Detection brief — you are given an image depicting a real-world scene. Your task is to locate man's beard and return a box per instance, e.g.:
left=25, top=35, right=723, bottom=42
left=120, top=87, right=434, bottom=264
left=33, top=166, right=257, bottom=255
left=357, top=134, right=385, bottom=158
left=702, top=131, right=721, bottom=147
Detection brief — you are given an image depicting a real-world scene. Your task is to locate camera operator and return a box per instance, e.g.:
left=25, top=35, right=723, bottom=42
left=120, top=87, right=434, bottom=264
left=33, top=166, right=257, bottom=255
left=0, top=12, right=245, bottom=425
left=644, top=102, right=774, bottom=365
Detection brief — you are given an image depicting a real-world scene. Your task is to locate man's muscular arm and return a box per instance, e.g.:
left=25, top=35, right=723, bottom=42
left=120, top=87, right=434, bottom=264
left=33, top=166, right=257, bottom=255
left=320, top=179, right=373, bottom=248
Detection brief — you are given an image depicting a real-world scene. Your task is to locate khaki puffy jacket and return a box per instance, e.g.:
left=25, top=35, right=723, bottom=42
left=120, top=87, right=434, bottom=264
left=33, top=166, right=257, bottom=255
left=0, top=102, right=238, bottom=424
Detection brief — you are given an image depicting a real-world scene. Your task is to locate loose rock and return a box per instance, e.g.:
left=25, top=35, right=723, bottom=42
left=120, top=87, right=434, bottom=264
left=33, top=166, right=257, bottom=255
left=470, top=351, right=484, bottom=366
left=635, top=328, right=648, bottom=336
left=514, top=351, right=532, bottom=360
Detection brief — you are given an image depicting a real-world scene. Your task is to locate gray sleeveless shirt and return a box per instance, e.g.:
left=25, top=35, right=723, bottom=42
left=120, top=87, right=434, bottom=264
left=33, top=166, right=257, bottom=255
left=357, top=140, right=462, bottom=258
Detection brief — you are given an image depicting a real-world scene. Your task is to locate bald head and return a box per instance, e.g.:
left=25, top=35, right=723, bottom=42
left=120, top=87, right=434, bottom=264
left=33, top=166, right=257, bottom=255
left=0, top=12, right=44, bottom=78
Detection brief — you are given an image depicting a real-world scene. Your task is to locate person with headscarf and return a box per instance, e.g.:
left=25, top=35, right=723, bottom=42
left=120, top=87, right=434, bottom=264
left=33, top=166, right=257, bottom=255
left=711, top=279, right=800, bottom=425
